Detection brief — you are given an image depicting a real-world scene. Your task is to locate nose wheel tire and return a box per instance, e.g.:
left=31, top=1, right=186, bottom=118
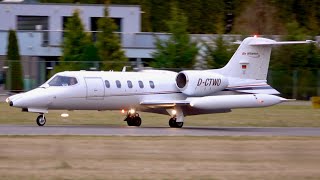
left=169, top=118, right=183, bottom=128
left=36, top=115, right=46, bottom=126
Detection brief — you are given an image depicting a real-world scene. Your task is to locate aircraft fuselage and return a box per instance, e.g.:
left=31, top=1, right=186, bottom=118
left=9, top=71, right=186, bottom=112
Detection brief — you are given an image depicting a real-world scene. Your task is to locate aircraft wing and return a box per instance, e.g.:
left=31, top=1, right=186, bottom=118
left=226, top=80, right=280, bottom=94
left=140, top=100, right=190, bottom=107
left=225, top=85, right=280, bottom=94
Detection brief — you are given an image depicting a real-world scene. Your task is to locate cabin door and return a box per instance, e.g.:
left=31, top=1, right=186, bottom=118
left=84, top=77, right=105, bottom=100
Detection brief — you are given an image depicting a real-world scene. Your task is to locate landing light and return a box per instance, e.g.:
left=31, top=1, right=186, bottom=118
left=172, top=110, right=177, bottom=115
left=5, top=98, right=9, bottom=103
left=121, top=109, right=125, bottom=114
left=61, top=113, right=69, bottom=118
left=129, top=109, right=135, bottom=114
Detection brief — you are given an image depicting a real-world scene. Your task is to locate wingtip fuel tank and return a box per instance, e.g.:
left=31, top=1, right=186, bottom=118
left=189, top=94, right=287, bottom=110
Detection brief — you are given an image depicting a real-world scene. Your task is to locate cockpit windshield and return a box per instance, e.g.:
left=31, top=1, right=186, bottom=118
left=48, top=75, right=78, bottom=86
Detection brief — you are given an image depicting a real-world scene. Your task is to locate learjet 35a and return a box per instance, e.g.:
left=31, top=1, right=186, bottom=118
left=6, top=36, right=313, bottom=127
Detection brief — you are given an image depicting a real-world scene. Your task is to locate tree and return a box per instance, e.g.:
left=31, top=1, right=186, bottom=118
left=6, top=29, right=24, bottom=92
left=96, top=0, right=127, bottom=71
left=55, top=9, right=97, bottom=73
left=151, top=3, right=198, bottom=69
left=269, top=21, right=320, bottom=99
left=204, top=35, right=236, bottom=69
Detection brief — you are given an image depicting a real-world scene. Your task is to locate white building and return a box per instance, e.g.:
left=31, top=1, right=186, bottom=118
left=0, top=2, right=243, bottom=90
left=0, top=2, right=156, bottom=88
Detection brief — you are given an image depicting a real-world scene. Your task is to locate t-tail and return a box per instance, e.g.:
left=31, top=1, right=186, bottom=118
left=211, top=36, right=313, bottom=80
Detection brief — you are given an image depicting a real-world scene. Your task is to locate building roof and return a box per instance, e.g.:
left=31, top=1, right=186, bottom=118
left=0, top=2, right=140, bottom=7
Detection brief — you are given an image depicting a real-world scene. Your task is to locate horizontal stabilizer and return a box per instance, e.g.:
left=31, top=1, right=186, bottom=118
left=211, top=37, right=314, bottom=80
left=249, top=40, right=315, bottom=46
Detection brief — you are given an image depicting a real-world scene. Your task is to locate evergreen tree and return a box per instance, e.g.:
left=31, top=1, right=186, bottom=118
left=270, top=21, right=320, bottom=99
left=204, top=35, right=236, bottom=69
left=151, top=3, right=198, bottom=69
left=6, top=29, right=24, bottom=92
left=96, top=0, right=127, bottom=71
left=55, top=9, right=97, bottom=72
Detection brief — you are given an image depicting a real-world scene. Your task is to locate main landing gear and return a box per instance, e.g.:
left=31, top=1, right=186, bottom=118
left=168, top=107, right=184, bottom=128
left=36, top=114, right=46, bottom=126
left=124, top=109, right=142, bottom=127
left=123, top=108, right=185, bottom=128
left=169, top=117, right=184, bottom=128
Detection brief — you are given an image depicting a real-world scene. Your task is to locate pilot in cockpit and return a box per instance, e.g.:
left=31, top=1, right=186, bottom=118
left=69, top=77, right=77, bottom=85
left=48, top=75, right=77, bottom=86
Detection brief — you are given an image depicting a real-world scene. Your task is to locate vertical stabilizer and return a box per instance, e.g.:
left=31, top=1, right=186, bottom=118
left=212, top=37, right=274, bottom=80
left=211, top=37, right=313, bottom=80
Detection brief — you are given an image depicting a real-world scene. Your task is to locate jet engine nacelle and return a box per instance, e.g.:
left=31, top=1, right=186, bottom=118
left=175, top=70, right=229, bottom=96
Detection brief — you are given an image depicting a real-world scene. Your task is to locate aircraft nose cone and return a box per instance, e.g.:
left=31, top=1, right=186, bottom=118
left=6, top=96, right=17, bottom=107
left=7, top=93, right=25, bottom=108
left=9, top=88, right=53, bottom=108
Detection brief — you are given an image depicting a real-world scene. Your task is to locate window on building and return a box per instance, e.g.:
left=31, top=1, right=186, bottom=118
left=62, top=16, right=71, bottom=29
left=138, top=81, right=144, bottom=88
left=105, top=80, right=110, bottom=88
left=116, top=80, right=121, bottom=88
left=149, top=81, right=155, bottom=89
left=127, top=80, right=133, bottom=88
left=90, top=17, right=122, bottom=41
left=62, top=16, right=71, bottom=38
left=17, top=16, right=49, bottom=45
left=90, top=17, right=122, bottom=32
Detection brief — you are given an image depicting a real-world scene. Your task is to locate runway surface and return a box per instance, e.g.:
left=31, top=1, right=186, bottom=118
left=0, top=125, right=320, bottom=136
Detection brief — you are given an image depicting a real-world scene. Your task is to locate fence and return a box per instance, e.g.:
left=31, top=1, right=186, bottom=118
left=268, top=69, right=320, bottom=100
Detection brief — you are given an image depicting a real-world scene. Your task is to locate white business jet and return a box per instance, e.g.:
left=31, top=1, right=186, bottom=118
left=6, top=36, right=313, bottom=127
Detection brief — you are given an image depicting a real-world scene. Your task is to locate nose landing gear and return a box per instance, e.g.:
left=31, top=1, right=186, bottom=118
left=36, top=114, right=46, bottom=126
left=124, top=109, right=142, bottom=127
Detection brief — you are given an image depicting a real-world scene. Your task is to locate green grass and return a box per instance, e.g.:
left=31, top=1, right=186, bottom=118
left=0, top=102, right=319, bottom=127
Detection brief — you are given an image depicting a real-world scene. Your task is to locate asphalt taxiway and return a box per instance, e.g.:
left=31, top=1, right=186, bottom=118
left=0, top=125, right=320, bottom=136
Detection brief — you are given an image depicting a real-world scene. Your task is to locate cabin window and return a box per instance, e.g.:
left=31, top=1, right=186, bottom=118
left=48, top=75, right=78, bottom=86
left=105, top=80, right=110, bottom=88
left=116, top=80, right=121, bottom=88
left=138, top=81, right=144, bottom=88
left=149, top=81, right=155, bottom=89
left=127, top=80, right=133, bottom=88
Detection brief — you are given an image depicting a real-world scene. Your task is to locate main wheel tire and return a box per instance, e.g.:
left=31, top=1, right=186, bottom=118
left=134, top=117, right=142, bottom=126
left=126, top=117, right=134, bottom=126
left=36, top=115, right=46, bottom=126
left=169, top=118, right=176, bottom=128
left=175, top=122, right=184, bottom=128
